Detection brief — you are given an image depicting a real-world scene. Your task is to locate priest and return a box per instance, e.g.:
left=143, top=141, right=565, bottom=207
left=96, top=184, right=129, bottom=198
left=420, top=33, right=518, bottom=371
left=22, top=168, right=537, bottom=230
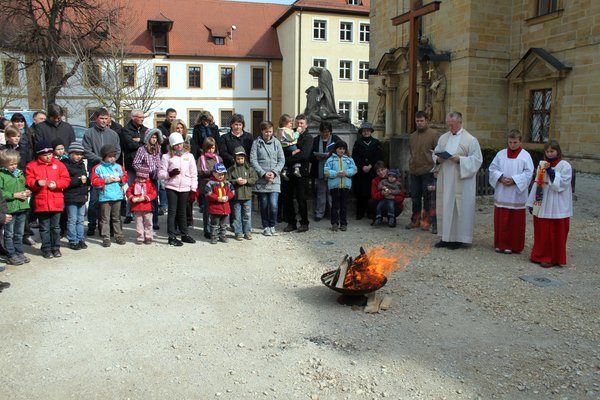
left=433, top=111, right=483, bottom=249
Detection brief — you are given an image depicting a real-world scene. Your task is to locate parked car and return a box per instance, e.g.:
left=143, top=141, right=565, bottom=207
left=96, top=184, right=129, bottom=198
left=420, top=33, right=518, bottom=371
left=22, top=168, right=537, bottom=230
left=72, top=124, right=87, bottom=144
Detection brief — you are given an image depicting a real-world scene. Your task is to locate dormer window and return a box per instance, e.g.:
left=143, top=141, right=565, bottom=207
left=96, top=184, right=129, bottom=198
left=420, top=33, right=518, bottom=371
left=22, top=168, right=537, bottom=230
left=347, top=0, right=361, bottom=5
left=214, top=37, right=225, bottom=45
left=147, top=17, right=173, bottom=55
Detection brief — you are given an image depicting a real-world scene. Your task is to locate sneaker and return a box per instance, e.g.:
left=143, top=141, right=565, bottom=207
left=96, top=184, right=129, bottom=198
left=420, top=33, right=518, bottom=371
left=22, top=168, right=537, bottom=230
left=219, top=236, right=228, bottom=243
left=69, top=243, right=81, bottom=250
left=7, top=256, right=24, bottom=265
left=42, top=251, right=53, bottom=259
left=262, top=228, right=273, bottom=236
left=87, top=227, right=96, bottom=236
left=23, top=236, right=36, bottom=246
left=244, top=233, right=253, bottom=240
left=78, top=241, right=88, bottom=249
left=293, top=168, right=302, bottom=177
left=115, top=237, right=126, bottom=245
left=210, top=236, right=218, bottom=244
left=503, top=249, right=513, bottom=254
left=168, top=237, right=183, bottom=247
left=340, top=225, right=347, bottom=231
left=235, top=235, right=244, bottom=241
left=388, top=217, right=397, bottom=228
left=297, top=224, right=309, bottom=233
left=123, top=216, right=133, bottom=224
left=19, top=254, right=31, bottom=263
left=373, top=217, right=382, bottom=226
left=270, top=227, right=278, bottom=236
left=283, top=224, right=296, bottom=232
left=52, top=249, right=62, bottom=258
left=331, top=224, right=339, bottom=232
left=102, top=239, right=111, bottom=247
left=181, top=235, right=196, bottom=244
left=495, top=248, right=502, bottom=253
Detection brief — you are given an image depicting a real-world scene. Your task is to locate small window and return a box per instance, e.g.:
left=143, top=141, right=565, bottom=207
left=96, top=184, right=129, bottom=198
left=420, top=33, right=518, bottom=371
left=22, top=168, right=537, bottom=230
left=154, top=112, right=166, bottom=128
left=251, top=67, right=265, bottom=90
left=357, top=102, right=368, bottom=122
left=214, top=37, right=225, bottom=45
left=121, top=109, right=132, bottom=125
left=338, top=101, right=351, bottom=120
left=529, top=89, right=552, bottom=143
left=359, top=23, right=370, bottom=43
left=537, top=0, right=557, bottom=16
left=347, top=0, right=361, bottom=5
left=155, top=65, right=169, bottom=88
left=86, top=108, right=99, bottom=124
left=358, top=61, right=369, bottom=80
left=220, top=109, right=234, bottom=127
left=122, top=65, right=136, bottom=87
left=313, top=20, right=327, bottom=40
left=85, top=63, right=101, bottom=87
left=339, top=22, right=353, bottom=42
left=152, top=31, right=168, bottom=54
left=220, top=66, right=234, bottom=89
left=313, top=59, right=327, bottom=69
left=3, top=60, right=19, bottom=87
left=339, top=60, right=352, bottom=80
left=188, top=65, right=202, bottom=88
left=188, top=109, right=203, bottom=127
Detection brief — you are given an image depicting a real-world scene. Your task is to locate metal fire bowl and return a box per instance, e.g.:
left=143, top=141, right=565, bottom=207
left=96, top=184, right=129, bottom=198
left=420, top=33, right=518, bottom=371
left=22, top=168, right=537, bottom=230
left=321, top=270, right=388, bottom=296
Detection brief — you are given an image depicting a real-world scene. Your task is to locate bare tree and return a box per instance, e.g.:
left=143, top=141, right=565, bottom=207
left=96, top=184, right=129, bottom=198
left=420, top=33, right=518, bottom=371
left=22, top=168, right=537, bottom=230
left=0, top=0, right=122, bottom=107
left=78, top=18, right=162, bottom=123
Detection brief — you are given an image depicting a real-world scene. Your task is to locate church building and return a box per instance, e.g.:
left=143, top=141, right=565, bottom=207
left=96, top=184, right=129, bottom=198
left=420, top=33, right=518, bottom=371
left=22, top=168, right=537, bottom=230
left=369, top=0, right=600, bottom=172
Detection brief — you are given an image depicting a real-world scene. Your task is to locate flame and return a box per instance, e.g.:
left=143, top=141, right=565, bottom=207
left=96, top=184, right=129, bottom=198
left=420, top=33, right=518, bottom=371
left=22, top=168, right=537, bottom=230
left=343, top=238, right=431, bottom=290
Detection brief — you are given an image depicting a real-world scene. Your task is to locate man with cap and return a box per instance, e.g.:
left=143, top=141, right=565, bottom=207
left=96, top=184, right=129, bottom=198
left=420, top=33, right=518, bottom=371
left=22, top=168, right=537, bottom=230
left=352, top=121, right=384, bottom=220
left=82, top=107, right=122, bottom=236
left=25, top=140, right=70, bottom=258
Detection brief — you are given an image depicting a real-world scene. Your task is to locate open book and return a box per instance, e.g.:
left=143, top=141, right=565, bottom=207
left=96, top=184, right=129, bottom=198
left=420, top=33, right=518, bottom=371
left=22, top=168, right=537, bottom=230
left=435, top=151, right=453, bottom=160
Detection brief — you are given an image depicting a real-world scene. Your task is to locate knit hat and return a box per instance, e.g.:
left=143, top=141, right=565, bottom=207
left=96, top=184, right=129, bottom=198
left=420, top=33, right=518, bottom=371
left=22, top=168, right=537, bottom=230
left=213, top=163, right=227, bottom=173
left=34, top=140, right=53, bottom=155
left=135, top=165, right=150, bottom=178
left=388, top=169, right=399, bottom=177
left=169, top=132, right=184, bottom=147
left=234, top=146, right=246, bottom=157
left=100, top=144, right=118, bottom=159
left=51, top=138, right=65, bottom=150
left=68, top=141, right=84, bottom=154
left=358, top=121, right=374, bottom=135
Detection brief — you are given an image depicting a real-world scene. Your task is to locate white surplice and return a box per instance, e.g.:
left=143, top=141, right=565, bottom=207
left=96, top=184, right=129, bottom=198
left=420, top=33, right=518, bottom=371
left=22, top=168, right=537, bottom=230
left=488, top=149, right=534, bottom=209
left=434, top=128, right=483, bottom=243
left=525, top=160, right=573, bottom=218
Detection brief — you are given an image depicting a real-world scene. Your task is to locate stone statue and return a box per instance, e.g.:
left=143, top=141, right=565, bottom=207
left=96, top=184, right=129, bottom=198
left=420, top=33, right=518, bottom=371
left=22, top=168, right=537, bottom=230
left=304, top=66, right=344, bottom=123
left=429, top=68, right=447, bottom=124
left=375, top=86, right=386, bottom=125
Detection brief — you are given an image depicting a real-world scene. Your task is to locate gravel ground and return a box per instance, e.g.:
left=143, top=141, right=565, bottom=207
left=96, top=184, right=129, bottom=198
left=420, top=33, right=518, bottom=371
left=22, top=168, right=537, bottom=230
left=0, top=173, right=599, bottom=399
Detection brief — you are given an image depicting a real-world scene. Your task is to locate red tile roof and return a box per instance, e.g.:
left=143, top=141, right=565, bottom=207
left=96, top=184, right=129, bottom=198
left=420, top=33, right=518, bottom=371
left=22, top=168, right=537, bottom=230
left=125, top=0, right=289, bottom=59
left=274, top=0, right=370, bottom=27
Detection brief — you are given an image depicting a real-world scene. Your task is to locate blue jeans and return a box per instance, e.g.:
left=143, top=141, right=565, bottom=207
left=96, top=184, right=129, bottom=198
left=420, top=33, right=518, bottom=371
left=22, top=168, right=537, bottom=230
left=4, top=211, right=26, bottom=257
left=66, top=202, right=86, bottom=244
left=257, top=192, right=279, bottom=228
left=232, top=199, right=252, bottom=235
left=376, top=199, right=396, bottom=218
left=88, top=186, right=101, bottom=229
left=38, top=212, right=61, bottom=251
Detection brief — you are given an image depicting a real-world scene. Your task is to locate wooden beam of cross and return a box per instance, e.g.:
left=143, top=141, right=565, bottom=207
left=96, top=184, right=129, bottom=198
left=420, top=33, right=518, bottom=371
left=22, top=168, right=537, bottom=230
left=392, top=0, right=441, bottom=133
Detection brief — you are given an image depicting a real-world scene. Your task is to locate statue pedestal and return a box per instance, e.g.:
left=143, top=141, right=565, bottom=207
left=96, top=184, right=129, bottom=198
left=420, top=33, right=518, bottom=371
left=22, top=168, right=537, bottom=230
left=308, top=122, right=358, bottom=151
left=389, top=134, right=411, bottom=171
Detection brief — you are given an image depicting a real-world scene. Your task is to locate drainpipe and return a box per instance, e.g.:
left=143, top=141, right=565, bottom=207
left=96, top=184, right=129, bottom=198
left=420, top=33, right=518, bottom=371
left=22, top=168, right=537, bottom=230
left=267, top=59, right=271, bottom=119
left=297, top=9, right=302, bottom=115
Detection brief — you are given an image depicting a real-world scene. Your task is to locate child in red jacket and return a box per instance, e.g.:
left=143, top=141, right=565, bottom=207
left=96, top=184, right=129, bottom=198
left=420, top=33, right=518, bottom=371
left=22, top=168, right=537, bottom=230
left=25, top=140, right=70, bottom=258
left=126, top=166, right=157, bottom=245
left=204, top=163, right=234, bottom=244
left=370, top=162, right=405, bottom=228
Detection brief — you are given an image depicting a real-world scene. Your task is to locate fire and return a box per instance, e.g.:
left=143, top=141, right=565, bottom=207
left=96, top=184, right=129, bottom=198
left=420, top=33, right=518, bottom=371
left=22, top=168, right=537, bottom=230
left=343, top=238, right=430, bottom=290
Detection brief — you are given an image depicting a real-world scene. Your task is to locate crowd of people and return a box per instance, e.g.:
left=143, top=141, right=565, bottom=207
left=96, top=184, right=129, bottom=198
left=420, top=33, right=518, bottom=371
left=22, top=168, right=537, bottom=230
left=0, top=106, right=573, bottom=292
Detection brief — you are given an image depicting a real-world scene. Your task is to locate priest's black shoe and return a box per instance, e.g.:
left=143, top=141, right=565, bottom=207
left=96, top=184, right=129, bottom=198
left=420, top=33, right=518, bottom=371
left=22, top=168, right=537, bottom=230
left=434, top=240, right=449, bottom=248
left=181, top=235, right=196, bottom=244
left=447, top=242, right=463, bottom=250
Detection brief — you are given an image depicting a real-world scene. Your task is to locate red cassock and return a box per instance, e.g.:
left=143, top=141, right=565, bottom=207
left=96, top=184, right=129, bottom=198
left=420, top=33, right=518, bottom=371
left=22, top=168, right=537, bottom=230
left=530, top=216, right=570, bottom=266
left=494, top=207, right=526, bottom=253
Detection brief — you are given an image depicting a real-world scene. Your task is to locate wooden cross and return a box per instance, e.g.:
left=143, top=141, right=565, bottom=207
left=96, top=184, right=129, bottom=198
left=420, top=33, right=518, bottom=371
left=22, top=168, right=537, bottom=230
left=392, top=0, right=441, bottom=133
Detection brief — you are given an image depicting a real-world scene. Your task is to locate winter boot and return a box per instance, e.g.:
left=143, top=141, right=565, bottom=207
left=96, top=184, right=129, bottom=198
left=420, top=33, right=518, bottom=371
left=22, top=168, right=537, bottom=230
left=420, top=210, right=430, bottom=231
left=405, top=213, right=420, bottom=229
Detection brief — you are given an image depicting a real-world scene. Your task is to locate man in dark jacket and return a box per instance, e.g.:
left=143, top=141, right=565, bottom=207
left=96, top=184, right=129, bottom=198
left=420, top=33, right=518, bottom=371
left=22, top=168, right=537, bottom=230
left=34, top=104, right=75, bottom=147
left=121, top=109, right=148, bottom=222
left=158, top=108, right=177, bottom=154
left=217, top=114, right=253, bottom=168
left=281, top=114, right=313, bottom=233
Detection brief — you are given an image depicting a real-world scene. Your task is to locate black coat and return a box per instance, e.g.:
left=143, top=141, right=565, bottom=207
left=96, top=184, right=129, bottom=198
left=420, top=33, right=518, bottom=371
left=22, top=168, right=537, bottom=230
left=34, top=120, right=75, bottom=148
left=61, top=158, right=89, bottom=204
left=352, top=137, right=384, bottom=197
left=217, top=131, right=253, bottom=168
left=192, top=123, right=220, bottom=158
left=121, top=120, right=148, bottom=170
left=284, top=130, right=313, bottom=178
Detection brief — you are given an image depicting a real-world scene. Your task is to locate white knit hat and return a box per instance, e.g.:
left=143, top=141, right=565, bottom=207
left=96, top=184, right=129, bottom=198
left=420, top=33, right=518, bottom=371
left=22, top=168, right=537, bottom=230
left=169, top=132, right=184, bottom=147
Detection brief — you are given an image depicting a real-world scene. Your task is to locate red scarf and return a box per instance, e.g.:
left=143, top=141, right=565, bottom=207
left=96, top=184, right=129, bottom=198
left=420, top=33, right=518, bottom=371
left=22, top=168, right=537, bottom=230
left=545, top=156, right=561, bottom=168
left=507, top=147, right=522, bottom=159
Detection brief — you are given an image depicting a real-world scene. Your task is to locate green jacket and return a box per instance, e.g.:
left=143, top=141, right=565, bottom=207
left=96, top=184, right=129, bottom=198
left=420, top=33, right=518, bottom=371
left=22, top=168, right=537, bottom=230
left=226, top=162, right=258, bottom=201
left=0, top=167, right=30, bottom=214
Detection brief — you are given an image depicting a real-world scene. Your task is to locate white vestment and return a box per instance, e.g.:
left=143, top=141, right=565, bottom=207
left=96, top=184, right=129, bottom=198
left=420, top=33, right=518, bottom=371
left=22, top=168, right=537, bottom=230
left=525, top=160, right=573, bottom=218
left=488, top=149, right=534, bottom=209
left=434, top=128, right=483, bottom=243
